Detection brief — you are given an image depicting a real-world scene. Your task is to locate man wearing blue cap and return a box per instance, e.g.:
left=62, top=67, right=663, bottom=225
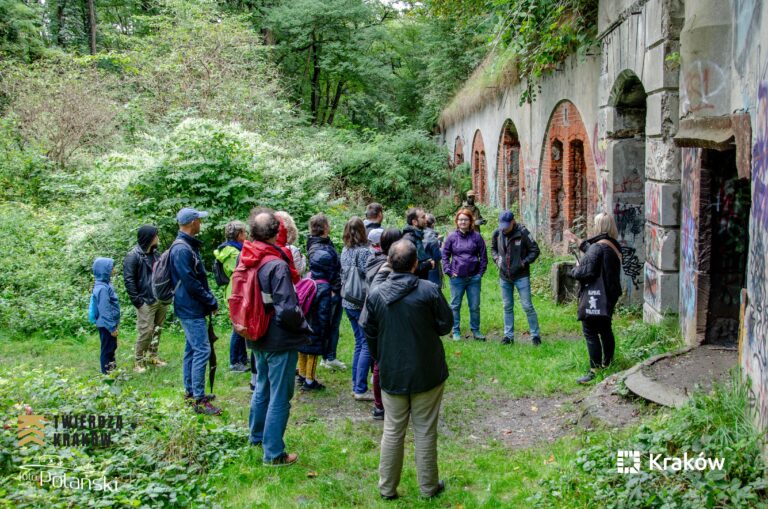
left=491, top=211, right=541, bottom=345
left=171, top=207, right=221, bottom=415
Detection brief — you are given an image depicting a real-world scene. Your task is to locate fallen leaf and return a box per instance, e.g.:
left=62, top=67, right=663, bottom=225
left=513, top=466, right=520, bottom=471
left=502, top=429, right=514, bottom=436
left=307, top=471, right=318, bottom=478
left=531, top=405, right=538, bottom=412
left=544, top=454, right=555, bottom=464
left=490, top=377, right=498, bottom=384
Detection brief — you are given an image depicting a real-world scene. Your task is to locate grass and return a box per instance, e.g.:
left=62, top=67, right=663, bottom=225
left=0, top=232, right=673, bottom=507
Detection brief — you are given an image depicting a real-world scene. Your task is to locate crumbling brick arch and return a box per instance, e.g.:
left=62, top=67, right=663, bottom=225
left=453, top=136, right=465, bottom=166
left=539, top=100, right=598, bottom=246
left=496, top=120, right=520, bottom=211
left=471, top=129, right=487, bottom=203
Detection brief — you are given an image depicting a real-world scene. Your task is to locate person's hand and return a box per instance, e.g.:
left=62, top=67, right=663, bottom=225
left=111, top=329, right=119, bottom=337
left=430, top=260, right=435, bottom=269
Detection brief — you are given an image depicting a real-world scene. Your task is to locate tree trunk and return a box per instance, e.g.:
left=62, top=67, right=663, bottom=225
left=320, top=77, right=330, bottom=123
left=309, top=35, right=321, bottom=124
left=86, top=0, right=97, bottom=54
left=326, top=79, right=344, bottom=125
left=56, top=0, right=67, bottom=46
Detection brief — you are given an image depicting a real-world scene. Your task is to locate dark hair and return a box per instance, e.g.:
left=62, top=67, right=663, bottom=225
left=454, top=208, right=475, bottom=230
left=425, top=213, right=436, bottom=228
left=248, top=207, right=280, bottom=241
left=380, top=228, right=403, bottom=255
left=342, top=216, right=367, bottom=248
left=389, top=240, right=417, bottom=272
left=405, top=207, right=423, bottom=226
left=309, top=213, right=329, bottom=237
left=366, top=202, right=383, bottom=219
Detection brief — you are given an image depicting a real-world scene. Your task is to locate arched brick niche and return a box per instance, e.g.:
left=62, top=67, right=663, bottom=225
left=496, top=120, right=521, bottom=211
left=453, top=136, right=465, bottom=166
left=471, top=130, right=488, bottom=203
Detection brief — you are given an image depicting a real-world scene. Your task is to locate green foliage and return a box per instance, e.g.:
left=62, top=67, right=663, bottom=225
left=0, top=0, right=47, bottom=61
left=0, top=118, right=51, bottom=202
left=529, top=375, right=768, bottom=508
left=331, top=128, right=451, bottom=211
left=0, top=366, right=244, bottom=507
left=615, top=318, right=684, bottom=368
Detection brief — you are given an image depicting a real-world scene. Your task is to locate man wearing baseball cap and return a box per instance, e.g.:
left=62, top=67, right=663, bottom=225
left=491, top=210, right=541, bottom=346
left=171, top=207, right=220, bottom=415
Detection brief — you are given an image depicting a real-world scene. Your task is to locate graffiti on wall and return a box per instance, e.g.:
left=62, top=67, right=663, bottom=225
left=646, top=182, right=662, bottom=224
left=745, top=81, right=768, bottom=430
left=644, top=263, right=661, bottom=310
left=679, top=148, right=701, bottom=343
left=733, top=0, right=761, bottom=75
left=681, top=60, right=727, bottom=115
left=592, top=123, right=607, bottom=169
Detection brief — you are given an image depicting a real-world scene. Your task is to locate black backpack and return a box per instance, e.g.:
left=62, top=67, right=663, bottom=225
left=151, top=239, right=189, bottom=304
left=213, top=259, right=230, bottom=287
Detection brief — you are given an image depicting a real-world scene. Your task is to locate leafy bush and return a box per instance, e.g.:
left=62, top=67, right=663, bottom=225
left=0, top=366, right=244, bottom=507
left=529, top=375, right=768, bottom=508
left=331, top=128, right=451, bottom=211
left=0, top=117, right=51, bottom=202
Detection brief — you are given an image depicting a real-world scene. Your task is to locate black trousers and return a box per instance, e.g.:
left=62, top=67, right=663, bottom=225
left=581, top=317, right=615, bottom=369
left=98, top=327, right=117, bottom=374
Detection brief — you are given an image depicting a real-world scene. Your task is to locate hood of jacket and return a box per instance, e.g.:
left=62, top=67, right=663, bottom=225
left=377, top=272, right=419, bottom=305
left=584, top=233, right=622, bottom=253
left=402, top=225, right=424, bottom=240
left=277, top=220, right=288, bottom=247
left=307, top=235, right=333, bottom=252
left=213, top=244, right=241, bottom=263
left=92, top=257, right=114, bottom=283
left=240, top=240, right=284, bottom=269
left=137, top=225, right=158, bottom=253
left=365, top=250, right=387, bottom=281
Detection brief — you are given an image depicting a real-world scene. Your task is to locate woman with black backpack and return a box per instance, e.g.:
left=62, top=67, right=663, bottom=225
left=567, top=212, right=623, bottom=384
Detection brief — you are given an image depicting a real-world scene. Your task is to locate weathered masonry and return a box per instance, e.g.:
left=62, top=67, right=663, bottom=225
left=438, top=0, right=768, bottom=432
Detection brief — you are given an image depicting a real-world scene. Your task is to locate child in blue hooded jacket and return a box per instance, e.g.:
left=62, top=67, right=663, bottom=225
left=92, top=257, right=121, bottom=374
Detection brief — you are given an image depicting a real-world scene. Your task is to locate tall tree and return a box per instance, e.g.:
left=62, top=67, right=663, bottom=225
left=86, top=0, right=96, bottom=54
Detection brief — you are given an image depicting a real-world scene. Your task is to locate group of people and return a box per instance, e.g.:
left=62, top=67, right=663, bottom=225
left=88, top=195, right=625, bottom=499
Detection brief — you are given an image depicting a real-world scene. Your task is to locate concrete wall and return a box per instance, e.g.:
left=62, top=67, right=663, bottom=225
left=440, top=0, right=768, bottom=433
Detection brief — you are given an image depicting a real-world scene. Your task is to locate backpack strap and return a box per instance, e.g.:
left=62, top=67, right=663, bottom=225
left=597, top=239, right=622, bottom=263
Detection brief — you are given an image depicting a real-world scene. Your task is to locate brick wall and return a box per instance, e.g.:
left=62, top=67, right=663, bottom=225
left=471, top=130, right=488, bottom=203
left=540, top=101, right=598, bottom=244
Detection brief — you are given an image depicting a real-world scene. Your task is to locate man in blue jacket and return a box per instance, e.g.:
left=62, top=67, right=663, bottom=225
left=171, top=207, right=220, bottom=415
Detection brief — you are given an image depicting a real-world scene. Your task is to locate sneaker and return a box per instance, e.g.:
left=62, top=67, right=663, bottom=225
left=452, top=332, right=461, bottom=341
left=301, top=380, right=325, bottom=391
left=353, top=391, right=374, bottom=401
left=194, top=399, right=222, bottom=415
left=133, top=363, right=146, bottom=374
left=577, top=371, right=596, bottom=384
left=380, top=492, right=399, bottom=501
left=472, top=331, right=486, bottom=341
left=230, top=363, right=248, bottom=372
left=263, top=452, right=298, bottom=467
left=149, top=357, right=168, bottom=367
left=531, top=336, right=542, bottom=346
left=296, top=375, right=306, bottom=386
left=372, top=407, right=385, bottom=420
left=326, top=359, right=347, bottom=370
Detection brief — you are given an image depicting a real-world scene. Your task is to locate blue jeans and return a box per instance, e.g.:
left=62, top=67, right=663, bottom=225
left=500, top=277, right=540, bottom=339
left=324, top=293, right=343, bottom=361
left=180, top=318, right=210, bottom=400
left=346, top=307, right=371, bottom=394
left=229, top=330, right=247, bottom=367
left=449, top=274, right=482, bottom=334
left=249, top=349, right=298, bottom=462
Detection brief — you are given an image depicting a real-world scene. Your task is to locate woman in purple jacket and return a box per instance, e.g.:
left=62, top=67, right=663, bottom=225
left=442, top=208, right=488, bottom=341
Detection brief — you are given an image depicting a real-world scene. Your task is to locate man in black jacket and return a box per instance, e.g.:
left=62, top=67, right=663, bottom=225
left=123, top=225, right=168, bottom=372
left=364, top=240, right=452, bottom=500
left=491, top=210, right=542, bottom=345
left=402, top=207, right=435, bottom=280
left=246, top=208, right=311, bottom=467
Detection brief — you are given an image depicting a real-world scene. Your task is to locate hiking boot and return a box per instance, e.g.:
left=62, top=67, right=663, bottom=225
left=577, top=371, right=596, bottom=384
left=531, top=336, right=542, bottom=346
left=296, top=375, right=306, bottom=386
left=194, top=399, right=222, bottom=415
left=452, top=332, right=461, bottom=341
left=263, top=452, right=298, bottom=467
left=301, top=380, right=325, bottom=392
left=472, top=331, right=486, bottom=341
left=133, top=363, right=147, bottom=374
left=353, top=391, right=374, bottom=401
left=372, top=406, right=385, bottom=420
left=501, top=336, right=514, bottom=345
left=186, top=392, right=216, bottom=405
left=149, top=357, right=168, bottom=367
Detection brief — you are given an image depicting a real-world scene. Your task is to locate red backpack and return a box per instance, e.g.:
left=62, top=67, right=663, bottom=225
left=228, top=254, right=282, bottom=341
